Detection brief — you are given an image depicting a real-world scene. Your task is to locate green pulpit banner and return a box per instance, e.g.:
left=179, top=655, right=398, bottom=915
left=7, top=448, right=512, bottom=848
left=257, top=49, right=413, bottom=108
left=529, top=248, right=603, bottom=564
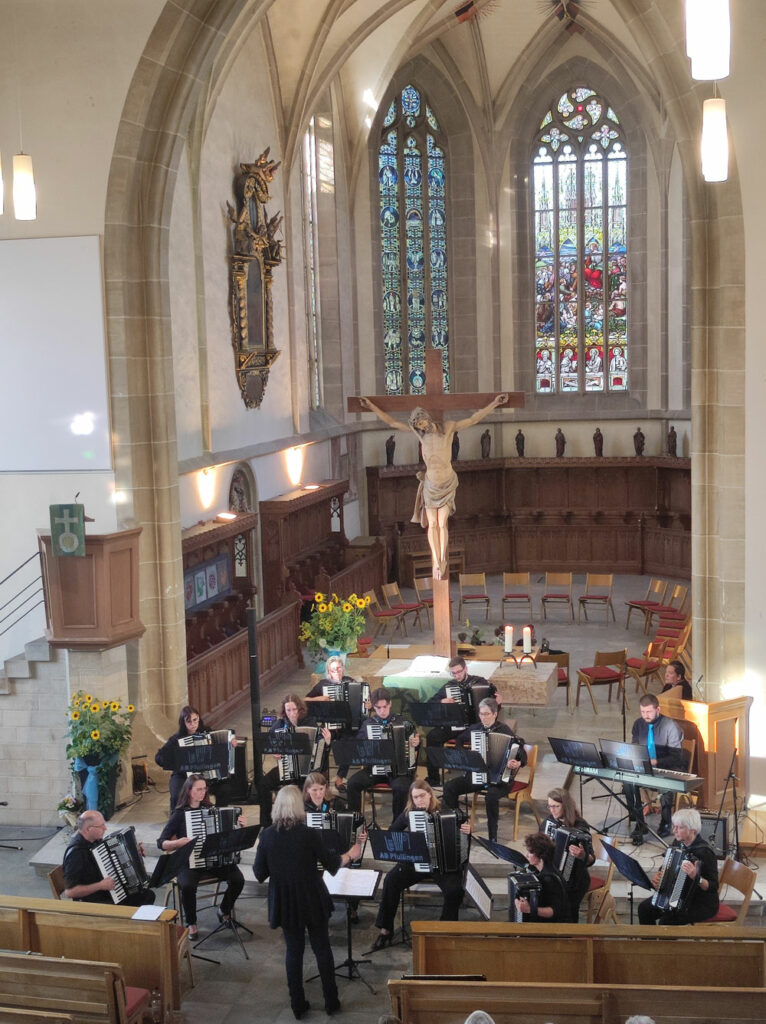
left=49, top=504, right=86, bottom=557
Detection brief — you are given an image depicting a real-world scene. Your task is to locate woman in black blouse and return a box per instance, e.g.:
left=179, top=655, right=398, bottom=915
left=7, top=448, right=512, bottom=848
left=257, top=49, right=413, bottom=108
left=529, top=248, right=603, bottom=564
left=514, top=832, right=569, bottom=923
left=155, top=705, right=212, bottom=812
left=540, top=787, right=594, bottom=922
left=156, top=774, right=245, bottom=938
left=254, top=785, right=362, bottom=1019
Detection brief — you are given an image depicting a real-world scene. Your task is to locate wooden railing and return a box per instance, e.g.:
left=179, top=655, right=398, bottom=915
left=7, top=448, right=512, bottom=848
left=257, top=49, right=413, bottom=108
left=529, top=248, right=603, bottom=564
left=187, top=599, right=302, bottom=722
left=315, top=539, right=387, bottom=599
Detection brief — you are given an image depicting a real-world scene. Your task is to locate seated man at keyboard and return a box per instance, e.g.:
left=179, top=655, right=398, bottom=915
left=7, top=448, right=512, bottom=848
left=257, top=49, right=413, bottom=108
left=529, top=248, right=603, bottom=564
left=623, top=694, right=684, bottom=844
left=62, top=811, right=156, bottom=906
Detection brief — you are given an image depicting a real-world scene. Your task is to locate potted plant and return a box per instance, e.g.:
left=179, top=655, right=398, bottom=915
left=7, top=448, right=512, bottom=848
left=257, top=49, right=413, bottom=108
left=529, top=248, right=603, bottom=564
left=56, top=793, right=84, bottom=830
left=65, top=692, right=136, bottom=820
left=298, top=591, right=369, bottom=664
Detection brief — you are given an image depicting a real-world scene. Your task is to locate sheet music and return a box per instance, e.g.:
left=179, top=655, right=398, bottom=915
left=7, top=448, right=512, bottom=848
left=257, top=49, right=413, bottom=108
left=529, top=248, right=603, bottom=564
left=131, top=905, right=164, bottom=920
left=378, top=659, right=420, bottom=675
left=323, top=867, right=380, bottom=898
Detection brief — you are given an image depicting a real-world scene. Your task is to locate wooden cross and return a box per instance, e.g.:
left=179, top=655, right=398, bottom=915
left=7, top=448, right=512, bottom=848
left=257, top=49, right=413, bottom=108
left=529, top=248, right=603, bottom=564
left=348, top=349, right=525, bottom=655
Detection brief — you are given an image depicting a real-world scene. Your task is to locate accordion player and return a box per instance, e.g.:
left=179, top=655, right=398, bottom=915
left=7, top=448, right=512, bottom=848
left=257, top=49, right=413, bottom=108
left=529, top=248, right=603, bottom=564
left=541, top=789, right=595, bottom=922
left=305, top=658, right=371, bottom=791
left=424, top=658, right=497, bottom=787
left=155, top=704, right=238, bottom=812
left=638, top=808, right=719, bottom=925
left=511, top=832, right=569, bottom=923
left=62, top=813, right=156, bottom=906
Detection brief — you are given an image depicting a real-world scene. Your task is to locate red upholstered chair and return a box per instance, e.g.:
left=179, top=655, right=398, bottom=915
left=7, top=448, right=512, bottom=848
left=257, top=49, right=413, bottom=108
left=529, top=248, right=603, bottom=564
left=577, top=573, right=615, bottom=624
left=541, top=572, right=574, bottom=622
left=469, top=744, right=539, bottom=840
left=625, top=640, right=667, bottom=696
left=624, top=577, right=669, bottom=629
left=585, top=833, right=618, bottom=923
left=703, top=858, right=757, bottom=925
left=501, top=572, right=533, bottom=620
left=458, top=572, right=490, bottom=620
left=535, top=651, right=571, bottom=713
left=644, top=583, right=689, bottom=633
left=382, top=581, right=424, bottom=630
left=576, top=649, right=628, bottom=713
left=363, top=589, right=406, bottom=639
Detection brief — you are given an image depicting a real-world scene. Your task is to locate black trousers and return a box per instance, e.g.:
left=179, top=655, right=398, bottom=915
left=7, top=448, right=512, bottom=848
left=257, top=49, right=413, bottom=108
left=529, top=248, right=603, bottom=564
left=81, top=889, right=155, bottom=907
left=258, top=767, right=283, bottom=826
left=282, top=921, right=338, bottom=1011
left=638, top=896, right=712, bottom=926
left=623, top=783, right=674, bottom=826
left=375, top=863, right=464, bottom=932
left=346, top=769, right=412, bottom=821
left=442, top=776, right=511, bottom=840
left=425, top=726, right=460, bottom=782
left=177, top=864, right=244, bottom=926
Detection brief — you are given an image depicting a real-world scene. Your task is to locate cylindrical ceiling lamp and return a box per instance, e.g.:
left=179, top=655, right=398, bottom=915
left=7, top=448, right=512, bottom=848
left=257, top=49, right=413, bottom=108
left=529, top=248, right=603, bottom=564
left=13, top=153, right=36, bottom=220
left=686, top=0, right=730, bottom=80
left=701, top=98, right=728, bottom=182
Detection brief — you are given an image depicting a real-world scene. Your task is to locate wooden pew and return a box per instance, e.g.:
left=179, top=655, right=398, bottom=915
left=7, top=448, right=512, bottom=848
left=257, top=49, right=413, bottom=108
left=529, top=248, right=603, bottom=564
left=0, top=895, right=179, bottom=1016
left=410, top=921, right=766, bottom=989
left=0, top=950, right=145, bottom=1023
left=388, top=979, right=766, bottom=1024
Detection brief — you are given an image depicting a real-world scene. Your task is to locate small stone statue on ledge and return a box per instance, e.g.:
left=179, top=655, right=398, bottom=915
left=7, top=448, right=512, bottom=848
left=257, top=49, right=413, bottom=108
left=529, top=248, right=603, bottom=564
left=633, top=426, right=646, bottom=456
left=667, top=425, right=678, bottom=457
left=516, top=428, right=525, bottom=457
left=593, top=426, right=604, bottom=457
left=481, top=428, right=491, bottom=459
left=452, top=432, right=460, bottom=462
left=555, top=428, right=566, bottom=457
left=385, top=434, right=396, bottom=466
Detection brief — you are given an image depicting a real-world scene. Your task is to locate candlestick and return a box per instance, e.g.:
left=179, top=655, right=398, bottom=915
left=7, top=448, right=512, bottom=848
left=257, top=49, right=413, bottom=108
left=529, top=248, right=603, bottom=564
left=504, top=625, right=513, bottom=654
left=523, top=626, right=532, bottom=654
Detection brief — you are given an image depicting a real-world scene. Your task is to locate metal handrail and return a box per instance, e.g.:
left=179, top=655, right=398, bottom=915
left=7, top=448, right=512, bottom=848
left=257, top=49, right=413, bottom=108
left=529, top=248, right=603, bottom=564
left=0, top=550, right=41, bottom=588
left=0, top=550, right=44, bottom=642
left=0, top=599, right=45, bottom=637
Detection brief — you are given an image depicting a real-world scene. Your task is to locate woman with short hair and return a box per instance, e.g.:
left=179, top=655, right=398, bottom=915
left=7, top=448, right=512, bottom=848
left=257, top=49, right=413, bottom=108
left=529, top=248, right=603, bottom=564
left=514, top=832, right=568, bottom=922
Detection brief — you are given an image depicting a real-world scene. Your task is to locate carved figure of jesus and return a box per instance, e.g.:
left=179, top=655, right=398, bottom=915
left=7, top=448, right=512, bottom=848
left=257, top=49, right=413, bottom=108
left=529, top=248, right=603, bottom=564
left=359, top=394, right=507, bottom=579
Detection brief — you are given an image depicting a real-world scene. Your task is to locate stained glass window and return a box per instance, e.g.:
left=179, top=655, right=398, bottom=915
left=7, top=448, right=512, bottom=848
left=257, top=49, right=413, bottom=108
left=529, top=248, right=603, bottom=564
left=378, top=84, right=449, bottom=394
left=533, top=87, right=627, bottom=394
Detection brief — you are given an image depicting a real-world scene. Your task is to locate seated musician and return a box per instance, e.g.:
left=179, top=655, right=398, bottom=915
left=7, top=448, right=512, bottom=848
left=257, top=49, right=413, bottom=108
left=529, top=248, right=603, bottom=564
left=624, top=693, right=684, bottom=843
left=157, top=774, right=245, bottom=939
left=62, top=810, right=156, bottom=906
left=660, top=660, right=694, bottom=701
left=424, top=656, right=499, bottom=788
left=304, top=655, right=368, bottom=792
left=346, top=687, right=420, bottom=822
left=514, top=832, right=568, bottom=923
left=541, top=788, right=595, bottom=922
left=441, top=698, right=526, bottom=843
left=258, top=695, right=332, bottom=827
left=154, top=704, right=237, bottom=812
left=371, top=780, right=470, bottom=950
left=303, top=771, right=345, bottom=814
left=637, top=808, right=719, bottom=925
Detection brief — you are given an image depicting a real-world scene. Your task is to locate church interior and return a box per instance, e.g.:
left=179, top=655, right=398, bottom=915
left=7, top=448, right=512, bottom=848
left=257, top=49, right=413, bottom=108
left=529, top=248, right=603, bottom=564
left=1, top=1, right=766, bottom=1020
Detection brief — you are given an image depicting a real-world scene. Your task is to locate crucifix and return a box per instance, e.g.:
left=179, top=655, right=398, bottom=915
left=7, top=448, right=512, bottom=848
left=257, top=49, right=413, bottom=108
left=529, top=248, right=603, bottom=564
left=348, top=349, right=525, bottom=655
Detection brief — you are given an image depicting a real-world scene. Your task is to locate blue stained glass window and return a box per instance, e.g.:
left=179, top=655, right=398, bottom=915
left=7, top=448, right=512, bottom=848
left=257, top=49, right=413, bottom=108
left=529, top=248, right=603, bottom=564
left=378, top=85, right=449, bottom=394
left=532, top=86, right=628, bottom=395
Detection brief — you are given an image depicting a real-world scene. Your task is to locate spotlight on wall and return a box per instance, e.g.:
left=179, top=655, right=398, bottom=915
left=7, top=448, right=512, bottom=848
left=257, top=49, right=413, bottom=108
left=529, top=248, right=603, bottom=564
left=197, top=467, right=216, bottom=509
left=701, top=97, right=729, bottom=182
left=286, top=446, right=305, bottom=487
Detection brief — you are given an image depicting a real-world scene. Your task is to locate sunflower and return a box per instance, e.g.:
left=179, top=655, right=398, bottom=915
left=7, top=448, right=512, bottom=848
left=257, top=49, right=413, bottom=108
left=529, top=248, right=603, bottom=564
left=85, top=694, right=93, bottom=703
left=318, top=602, right=328, bottom=613
left=356, top=597, right=366, bottom=608
left=111, top=702, right=120, bottom=712
left=342, top=602, right=353, bottom=613
left=314, top=592, right=325, bottom=602
left=365, top=595, right=372, bottom=606
left=327, top=603, right=334, bottom=612
left=90, top=703, right=100, bottom=713
left=71, top=710, right=81, bottom=721
left=90, top=729, right=100, bottom=741
left=127, top=704, right=135, bottom=713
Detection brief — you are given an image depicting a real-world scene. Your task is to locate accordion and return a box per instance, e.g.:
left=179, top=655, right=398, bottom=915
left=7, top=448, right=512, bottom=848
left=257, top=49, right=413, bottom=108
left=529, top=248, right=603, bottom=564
left=542, top=821, right=593, bottom=883
left=444, top=683, right=491, bottom=729
left=306, top=810, right=366, bottom=866
left=470, top=730, right=520, bottom=786
left=321, top=680, right=371, bottom=731
left=408, top=810, right=469, bottom=874
left=651, top=845, right=697, bottom=912
left=507, top=869, right=542, bottom=923
left=184, top=805, right=242, bottom=869
left=177, top=729, right=235, bottom=781
left=366, top=721, right=417, bottom=777
left=277, top=725, right=327, bottom=783
left=90, top=826, right=151, bottom=904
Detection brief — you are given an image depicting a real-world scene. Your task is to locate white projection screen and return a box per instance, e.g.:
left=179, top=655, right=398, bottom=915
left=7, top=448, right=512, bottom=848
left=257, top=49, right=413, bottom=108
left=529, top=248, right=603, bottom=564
left=0, top=235, right=111, bottom=471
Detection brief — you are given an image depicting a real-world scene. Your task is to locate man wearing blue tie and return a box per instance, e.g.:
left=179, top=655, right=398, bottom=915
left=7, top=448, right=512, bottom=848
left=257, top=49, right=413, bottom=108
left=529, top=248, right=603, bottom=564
left=623, top=694, right=684, bottom=844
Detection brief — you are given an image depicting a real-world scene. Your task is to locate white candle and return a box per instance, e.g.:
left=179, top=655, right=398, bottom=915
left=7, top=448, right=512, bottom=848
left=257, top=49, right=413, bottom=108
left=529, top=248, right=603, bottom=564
left=504, top=625, right=513, bottom=654
left=523, top=626, right=532, bottom=654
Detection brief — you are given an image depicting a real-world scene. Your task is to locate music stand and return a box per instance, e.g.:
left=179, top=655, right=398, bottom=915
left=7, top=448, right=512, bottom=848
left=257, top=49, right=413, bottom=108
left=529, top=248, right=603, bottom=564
left=408, top=703, right=468, bottom=729
left=173, top=740, right=231, bottom=777
left=471, top=834, right=528, bottom=869
left=602, top=841, right=654, bottom=923
left=331, top=738, right=395, bottom=769
left=364, top=829, right=430, bottom=949
left=315, top=867, right=381, bottom=994
left=255, top=731, right=313, bottom=758
left=192, top=825, right=260, bottom=959
left=303, top=701, right=352, bottom=729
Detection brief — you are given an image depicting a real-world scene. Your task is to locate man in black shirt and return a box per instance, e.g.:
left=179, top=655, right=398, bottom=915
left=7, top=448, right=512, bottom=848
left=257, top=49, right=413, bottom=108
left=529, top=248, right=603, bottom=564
left=62, top=811, right=155, bottom=906
left=425, top=657, right=499, bottom=787
left=441, top=697, right=525, bottom=842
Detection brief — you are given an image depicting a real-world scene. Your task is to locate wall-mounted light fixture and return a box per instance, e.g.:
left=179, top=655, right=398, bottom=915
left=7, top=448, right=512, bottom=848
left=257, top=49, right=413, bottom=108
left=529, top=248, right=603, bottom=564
left=701, top=97, right=728, bottom=182
left=197, top=467, right=216, bottom=509
left=285, top=445, right=305, bottom=487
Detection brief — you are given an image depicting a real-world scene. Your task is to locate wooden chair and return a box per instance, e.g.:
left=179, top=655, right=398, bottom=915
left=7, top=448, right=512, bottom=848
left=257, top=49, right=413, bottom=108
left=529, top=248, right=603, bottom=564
left=624, top=577, right=668, bottom=629
left=541, top=572, right=574, bottom=622
left=381, top=581, right=424, bottom=630
left=47, top=865, right=66, bottom=899
left=585, top=833, right=618, bottom=923
left=577, top=573, right=615, bottom=624
left=414, top=576, right=435, bottom=626
left=536, top=651, right=572, bottom=713
left=576, top=649, right=628, bottom=713
left=501, top=572, right=533, bottom=620
left=703, top=858, right=758, bottom=924
left=458, top=573, right=490, bottom=620
left=625, top=640, right=667, bottom=696
left=644, top=583, right=689, bottom=633
left=363, top=589, right=406, bottom=638
left=469, top=744, right=539, bottom=840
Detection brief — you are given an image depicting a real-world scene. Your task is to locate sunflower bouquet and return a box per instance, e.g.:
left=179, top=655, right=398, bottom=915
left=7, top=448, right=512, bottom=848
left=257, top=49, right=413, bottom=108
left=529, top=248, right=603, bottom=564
left=65, top=691, right=136, bottom=814
left=298, top=591, right=370, bottom=658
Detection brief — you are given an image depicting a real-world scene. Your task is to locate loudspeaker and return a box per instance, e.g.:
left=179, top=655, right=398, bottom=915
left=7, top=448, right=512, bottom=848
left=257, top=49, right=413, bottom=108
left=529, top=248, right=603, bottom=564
left=699, top=811, right=729, bottom=858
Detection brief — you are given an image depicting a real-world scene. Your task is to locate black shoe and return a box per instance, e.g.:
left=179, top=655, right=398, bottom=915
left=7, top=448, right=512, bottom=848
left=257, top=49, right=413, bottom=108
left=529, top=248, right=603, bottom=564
left=292, top=1000, right=310, bottom=1020
left=425, top=776, right=440, bottom=788
left=349, top=909, right=359, bottom=924
left=371, top=931, right=393, bottom=951
left=657, top=823, right=672, bottom=838
left=216, top=907, right=231, bottom=925
left=325, top=997, right=341, bottom=1015
left=631, top=823, right=647, bottom=845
